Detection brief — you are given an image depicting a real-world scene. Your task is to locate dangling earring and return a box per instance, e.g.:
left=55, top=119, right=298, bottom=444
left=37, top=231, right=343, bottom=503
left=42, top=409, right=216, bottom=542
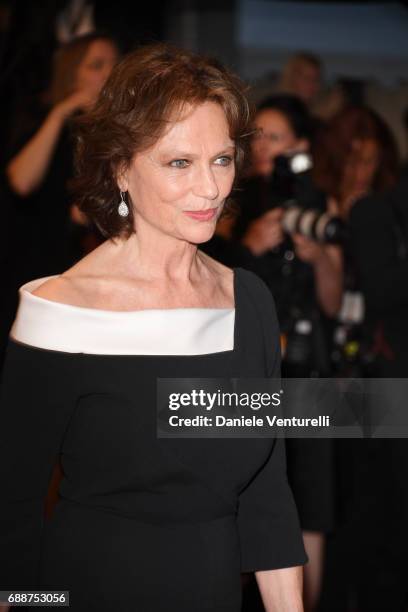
left=118, top=191, right=129, bottom=217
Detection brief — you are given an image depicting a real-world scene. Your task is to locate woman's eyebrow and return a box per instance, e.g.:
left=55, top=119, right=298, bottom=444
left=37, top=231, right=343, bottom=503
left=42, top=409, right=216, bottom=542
left=159, top=145, right=236, bottom=159
left=213, top=145, right=236, bottom=156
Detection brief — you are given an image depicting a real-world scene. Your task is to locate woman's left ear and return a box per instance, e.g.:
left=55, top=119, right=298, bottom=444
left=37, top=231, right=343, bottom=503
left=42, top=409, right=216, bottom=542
left=116, top=163, right=129, bottom=193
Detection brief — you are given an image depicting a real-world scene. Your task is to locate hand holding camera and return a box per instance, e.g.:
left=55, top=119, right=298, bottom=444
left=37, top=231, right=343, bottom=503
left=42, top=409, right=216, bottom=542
left=292, top=233, right=325, bottom=264
left=241, top=208, right=285, bottom=256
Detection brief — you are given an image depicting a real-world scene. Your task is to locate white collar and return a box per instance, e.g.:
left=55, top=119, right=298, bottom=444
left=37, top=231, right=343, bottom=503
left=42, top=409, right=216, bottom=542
left=10, top=275, right=236, bottom=356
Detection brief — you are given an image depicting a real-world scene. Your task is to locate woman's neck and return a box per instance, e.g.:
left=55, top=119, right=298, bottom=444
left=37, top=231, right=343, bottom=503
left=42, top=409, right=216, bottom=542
left=105, top=231, right=206, bottom=284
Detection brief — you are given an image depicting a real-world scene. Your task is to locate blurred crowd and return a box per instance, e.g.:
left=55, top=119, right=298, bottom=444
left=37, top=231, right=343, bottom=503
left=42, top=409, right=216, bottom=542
left=202, top=52, right=408, bottom=612
left=1, top=3, right=408, bottom=612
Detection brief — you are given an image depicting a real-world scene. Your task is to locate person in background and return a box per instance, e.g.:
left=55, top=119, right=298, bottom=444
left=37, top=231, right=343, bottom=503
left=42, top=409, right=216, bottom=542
left=0, top=32, right=119, bottom=370
left=5, top=31, right=119, bottom=275
left=229, top=95, right=341, bottom=612
left=313, top=106, right=398, bottom=223
left=234, top=95, right=343, bottom=325
left=312, top=106, right=407, bottom=612
left=0, top=0, right=135, bottom=146
left=312, top=106, right=399, bottom=373
left=312, top=106, right=398, bottom=376
left=278, top=53, right=322, bottom=108
left=347, top=176, right=408, bottom=612
left=276, top=52, right=346, bottom=124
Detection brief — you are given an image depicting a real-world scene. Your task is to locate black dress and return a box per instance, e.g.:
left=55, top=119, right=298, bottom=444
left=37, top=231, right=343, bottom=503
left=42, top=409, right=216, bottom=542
left=0, top=267, right=307, bottom=612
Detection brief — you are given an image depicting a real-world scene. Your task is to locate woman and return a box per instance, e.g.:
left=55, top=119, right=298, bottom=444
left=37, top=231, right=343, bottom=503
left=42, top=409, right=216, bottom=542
left=312, top=107, right=400, bottom=373
left=0, top=44, right=307, bottom=612
left=312, top=107, right=403, bottom=611
left=5, top=31, right=119, bottom=281
left=233, top=95, right=342, bottom=349
left=313, top=105, right=398, bottom=222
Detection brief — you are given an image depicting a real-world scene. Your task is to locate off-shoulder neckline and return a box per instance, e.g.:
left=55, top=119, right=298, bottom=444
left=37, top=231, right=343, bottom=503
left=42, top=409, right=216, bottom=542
left=11, top=269, right=240, bottom=355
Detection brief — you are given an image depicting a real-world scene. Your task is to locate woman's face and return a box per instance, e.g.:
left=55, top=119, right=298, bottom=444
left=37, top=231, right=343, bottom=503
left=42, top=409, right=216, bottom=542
left=251, top=109, right=302, bottom=177
left=120, top=101, right=236, bottom=245
left=291, top=62, right=321, bottom=104
left=342, top=138, right=380, bottom=196
left=75, top=39, right=118, bottom=98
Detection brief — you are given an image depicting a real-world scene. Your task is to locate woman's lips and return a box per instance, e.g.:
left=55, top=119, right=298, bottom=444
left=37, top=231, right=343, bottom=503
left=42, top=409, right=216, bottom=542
left=183, top=207, right=218, bottom=221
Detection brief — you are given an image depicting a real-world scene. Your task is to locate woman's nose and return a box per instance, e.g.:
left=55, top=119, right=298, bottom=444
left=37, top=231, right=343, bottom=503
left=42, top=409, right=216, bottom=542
left=193, top=165, right=219, bottom=200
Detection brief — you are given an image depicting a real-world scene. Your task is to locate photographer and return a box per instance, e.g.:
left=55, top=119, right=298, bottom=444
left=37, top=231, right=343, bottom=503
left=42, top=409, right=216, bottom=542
left=312, top=106, right=400, bottom=377
left=232, top=95, right=342, bottom=612
left=312, top=107, right=407, bottom=611
left=346, top=177, right=408, bottom=611
left=233, top=95, right=343, bottom=374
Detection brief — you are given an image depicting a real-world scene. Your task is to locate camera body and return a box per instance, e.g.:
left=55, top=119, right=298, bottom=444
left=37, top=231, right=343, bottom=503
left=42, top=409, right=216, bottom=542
left=268, top=152, right=339, bottom=375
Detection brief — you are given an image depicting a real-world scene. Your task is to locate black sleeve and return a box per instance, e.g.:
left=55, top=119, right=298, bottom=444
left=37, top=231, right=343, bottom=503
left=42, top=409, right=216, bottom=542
left=236, top=270, right=308, bottom=571
left=0, top=340, right=82, bottom=589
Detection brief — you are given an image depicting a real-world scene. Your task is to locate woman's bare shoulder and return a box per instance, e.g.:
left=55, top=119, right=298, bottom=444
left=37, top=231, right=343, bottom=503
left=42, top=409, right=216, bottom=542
left=32, top=238, right=118, bottom=307
left=31, top=247, right=107, bottom=307
left=30, top=274, right=91, bottom=307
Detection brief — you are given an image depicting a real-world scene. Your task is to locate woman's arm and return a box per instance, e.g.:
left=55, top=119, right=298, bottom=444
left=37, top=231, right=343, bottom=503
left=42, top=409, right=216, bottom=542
left=235, top=270, right=308, bottom=586
left=313, top=244, right=343, bottom=317
left=256, top=565, right=304, bottom=612
left=6, top=90, right=92, bottom=197
left=292, top=235, right=343, bottom=317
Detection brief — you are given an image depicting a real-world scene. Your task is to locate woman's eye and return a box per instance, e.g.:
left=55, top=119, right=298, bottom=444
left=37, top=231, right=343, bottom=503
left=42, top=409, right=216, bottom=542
left=169, top=159, right=189, bottom=169
left=88, top=60, right=104, bottom=70
left=168, top=157, right=233, bottom=169
left=214, top=156, right=233, bottom=166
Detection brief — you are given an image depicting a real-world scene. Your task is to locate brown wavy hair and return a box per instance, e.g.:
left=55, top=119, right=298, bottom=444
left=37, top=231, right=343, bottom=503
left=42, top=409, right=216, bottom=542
left=70, top=42, right=253, bottom=239
left=312, top=106, right=399, bottom=201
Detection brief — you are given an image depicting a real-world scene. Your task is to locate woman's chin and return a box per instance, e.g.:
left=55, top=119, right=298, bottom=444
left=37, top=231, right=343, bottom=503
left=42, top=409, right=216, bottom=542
left=181, top=223, right=218, bottom=245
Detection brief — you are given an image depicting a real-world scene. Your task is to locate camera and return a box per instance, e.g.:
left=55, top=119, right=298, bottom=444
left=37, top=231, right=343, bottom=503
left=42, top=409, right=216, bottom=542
left=281, top=201, right=346, bottom=244
left=273, top=152, right=347, bottom=244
